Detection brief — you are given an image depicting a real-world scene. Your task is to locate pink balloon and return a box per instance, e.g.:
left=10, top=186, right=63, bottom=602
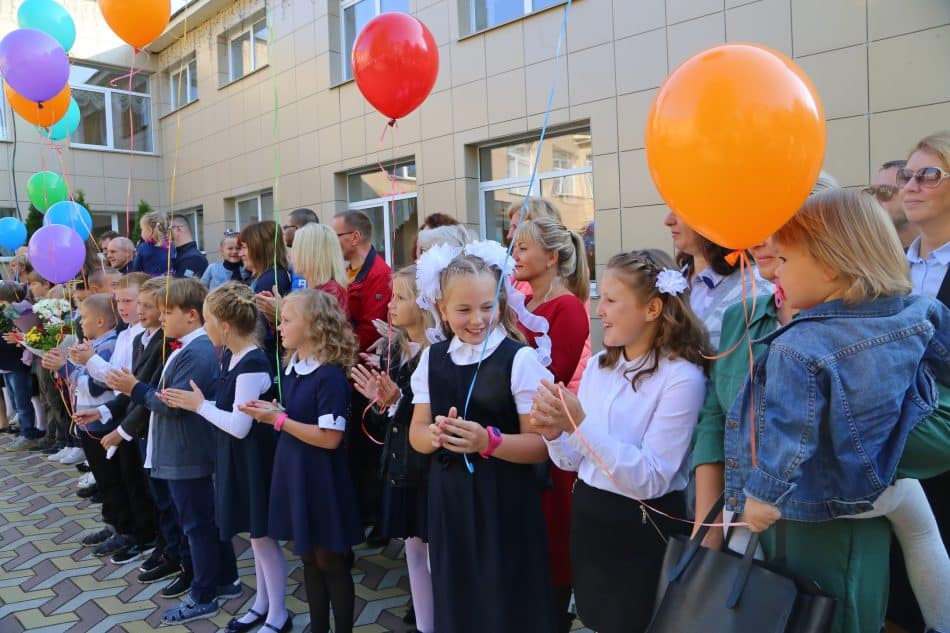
left=28, top=224, right=86, bottom=283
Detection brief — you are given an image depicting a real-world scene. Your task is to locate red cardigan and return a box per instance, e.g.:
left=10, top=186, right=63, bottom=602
left=346, top=247, right=393, bottom=352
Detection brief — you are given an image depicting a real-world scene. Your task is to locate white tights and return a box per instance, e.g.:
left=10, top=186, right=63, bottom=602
left=405, top=537, right=434, bottom=633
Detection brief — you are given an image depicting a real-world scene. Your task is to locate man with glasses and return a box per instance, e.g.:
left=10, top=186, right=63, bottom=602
left=282, top=207, right=319, bottom=248
left=866, top=159, right=918, bottom=249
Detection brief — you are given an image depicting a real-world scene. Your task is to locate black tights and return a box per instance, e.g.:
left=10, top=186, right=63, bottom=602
left=302, top=547, right=355, bottom=633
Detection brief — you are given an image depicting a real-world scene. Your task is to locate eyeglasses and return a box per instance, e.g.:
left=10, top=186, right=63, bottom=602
left=223, top=229, right=239, bottom=236
left=336, top=231, right=355, bottom=238
left=895, top=166, right=950, bottom=188
left=862, top=184, right=899, bottom=202
left=282, top=224, right=296, bottom=231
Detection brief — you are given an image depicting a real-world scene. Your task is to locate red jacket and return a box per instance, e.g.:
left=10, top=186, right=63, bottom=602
left=347, top=247, right=392, bottom=352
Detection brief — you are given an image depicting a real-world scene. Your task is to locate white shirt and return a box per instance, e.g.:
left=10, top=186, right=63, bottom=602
left=142, top=328, right=206, bottom=469
left=544, top=351, right=707, bottom=501
left=906, top=237, right=950, bottom=299
left=690, top=266, right=771, bottom=349
left=411, top=327, right=553, bottom=415
left=87, top=323, right=144, bottom=385
left=108, top=327, right=156, bottom=434
left=196, top=346, right=272, bottom=439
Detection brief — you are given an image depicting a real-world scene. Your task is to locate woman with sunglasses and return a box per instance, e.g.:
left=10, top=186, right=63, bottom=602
left=888, top=130, right=950, bottom=633
left=866, top=159, right=918, bottom=249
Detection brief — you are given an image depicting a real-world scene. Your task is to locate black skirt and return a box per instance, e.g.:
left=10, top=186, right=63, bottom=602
left=570, top=479, right=688, bottom=633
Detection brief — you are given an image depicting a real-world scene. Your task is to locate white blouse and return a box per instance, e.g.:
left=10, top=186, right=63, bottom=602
left=196, top=346, right=273, bottom=439
left=545, top=351, right=706, bottom=501
left=411, top=327, right=552, bottom=415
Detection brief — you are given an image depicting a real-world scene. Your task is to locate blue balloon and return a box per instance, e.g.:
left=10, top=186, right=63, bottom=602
left=17, top=0, right=76, bottom=52
left=44, top=200, right=92, bottom=240
left=36, top=96, right=79, bottom=141
left=0, top=217, right=27, bottom=251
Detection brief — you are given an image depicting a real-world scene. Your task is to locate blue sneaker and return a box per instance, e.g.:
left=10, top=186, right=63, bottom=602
left=216, top=579, right=242, bottom=600
left=161, top=599, right=218, bottom=625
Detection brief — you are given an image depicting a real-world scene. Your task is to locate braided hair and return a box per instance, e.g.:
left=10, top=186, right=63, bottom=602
left=600, top=249, right=710, bottom=389
left=204, top=281, right=260, bottom=337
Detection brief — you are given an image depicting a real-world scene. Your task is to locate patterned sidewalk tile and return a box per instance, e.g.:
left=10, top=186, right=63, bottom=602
left=1, top=433, right=592, bottom=632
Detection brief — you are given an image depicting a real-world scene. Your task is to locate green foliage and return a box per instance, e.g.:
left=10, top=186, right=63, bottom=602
left=129, top=200, right=154, bottom=244
left=25, top=205, right=43, bottom=238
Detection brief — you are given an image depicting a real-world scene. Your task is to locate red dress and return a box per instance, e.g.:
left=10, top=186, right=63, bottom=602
left=518, top=293, right=590, bottom=588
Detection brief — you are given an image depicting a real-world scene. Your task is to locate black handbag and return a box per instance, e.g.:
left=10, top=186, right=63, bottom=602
left=646, top=496, right=837, bottom=633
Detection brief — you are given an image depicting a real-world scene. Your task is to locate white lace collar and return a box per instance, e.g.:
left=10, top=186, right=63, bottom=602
left=446, top=326, right=508, bottom=366
left=284, top=352, right=321, bottom=376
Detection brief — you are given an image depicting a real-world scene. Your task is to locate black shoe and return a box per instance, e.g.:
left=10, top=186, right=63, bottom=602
left=365, top=526, right=389, bottom=549
left=94, top=533, right=131, bottom=558
left=139, top=549, right=164, bottom=573
left=137, top=558, right=180, bottom=584
left=403, top=600, right=415, bottom=625
left=75, top=462, right=92, bottom=473
left=89, top=492, right=103, bottom=504
left=110, top=540, right=155, bottom=564
left=225, top=608, right=265, bottom=633
left=80, top=527, right=114, bottom=547
left=260, top=615, right=293, bottom=632
left=76, top=484, right=98, bottom=499
left=160, top=569, right=193, bottom=598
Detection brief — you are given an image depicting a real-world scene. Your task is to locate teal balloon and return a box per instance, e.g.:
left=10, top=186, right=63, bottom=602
left=0, top=217, right=27, bottom=251
left=36, top=96, right=79, bottom=141
left=44, top=200, right=92, bottom=240
left=17, top=0, right=76, bottom=52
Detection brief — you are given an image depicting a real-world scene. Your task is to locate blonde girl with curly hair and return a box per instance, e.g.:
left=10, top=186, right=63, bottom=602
left=240, top=289, right=362, bottom=633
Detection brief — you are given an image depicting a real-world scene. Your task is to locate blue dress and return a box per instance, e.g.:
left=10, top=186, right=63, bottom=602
left=267, top=360, right=363, bottom=554
left=213, top=348, right=278, bottom=540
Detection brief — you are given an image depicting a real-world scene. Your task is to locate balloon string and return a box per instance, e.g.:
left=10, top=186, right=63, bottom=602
left=456, top=0, right=574, bottom=476
left=360, top=399, right=385, bottom=446
left=374, top=118, right=400, bottom=379
left=161, top=15, right=188, bottom=385
left=553, top=385, right=748, bottom=530
left=267, top=9, right=283, bottom=405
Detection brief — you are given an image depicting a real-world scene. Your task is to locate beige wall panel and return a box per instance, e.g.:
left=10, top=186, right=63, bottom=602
left=797, top=45, right=868, bottom=120
left=868, top=26, right=950, bottom=113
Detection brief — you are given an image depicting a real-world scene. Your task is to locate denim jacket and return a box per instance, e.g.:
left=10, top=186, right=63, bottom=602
left=724, top=294, right=950, bottom=521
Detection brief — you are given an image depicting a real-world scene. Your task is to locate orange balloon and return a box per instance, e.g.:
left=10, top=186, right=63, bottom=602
left=645, top=44, right=826, bottom=250
left=4, top=82, right=71, bottom=127
left=98, top=0, right=171, bottom=49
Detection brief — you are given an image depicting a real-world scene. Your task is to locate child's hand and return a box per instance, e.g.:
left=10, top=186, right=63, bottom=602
left=106, top=368, right=138, bottom=395
left=73, top=409, right=101, bottom=424
left=437, top=407, right=489, bottom=454
left=428, top=422, right=444, bottom=450
left=3, top=331, right=22, bottom=345
left=351, top=364, right=380, bottom=401
left=375, top=372, right=400, bottom=409
left=359, top=351, right=381, bottom=369
left=372, top=319, right=393, bottom=340
left=41, top=349, right=66, bottom=371
left=531, top=379, right=584, bottom=437
left=101, top=430, right=123, bottom=449
left=239, top=399, right=283, bottom=425
left=743, top=497, right=782, bottom=533
left=161, top=380, right=205, bottom=412
left=69, top=342, right=94, bottom=365
left=256, top=294, right=278, bottom=325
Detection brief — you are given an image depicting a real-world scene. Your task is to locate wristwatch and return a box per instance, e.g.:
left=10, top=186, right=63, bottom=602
left=479, top=426, right=503, bottom=459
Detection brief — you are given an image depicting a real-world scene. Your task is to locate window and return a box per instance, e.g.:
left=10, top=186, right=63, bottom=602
left=462, top=0, right=564, bottom=36
left=347, top=159, right=417, bottom=268
left=168, top=56, right=198, bottom=111
left=340, top=0, right=409, bottom=82
left=228, top=18, right=268, bottom=82
left=478, top=127, right=595, bottom=279
left=69, top=63, right=152, bottom=152
left=0, top=82, right=7, bottom=140
left=233, top=190, right=274, bottom=230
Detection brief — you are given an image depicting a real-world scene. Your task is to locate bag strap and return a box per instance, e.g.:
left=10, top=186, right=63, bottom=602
left=726, top=531, right=761, bottom=609
left=667, top=494, right=726, bottom=582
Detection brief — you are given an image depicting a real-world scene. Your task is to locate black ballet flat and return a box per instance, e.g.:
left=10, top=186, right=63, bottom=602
left=224, top=608, right=264, bottom=633
left=261, top=614, right=293, bottom=632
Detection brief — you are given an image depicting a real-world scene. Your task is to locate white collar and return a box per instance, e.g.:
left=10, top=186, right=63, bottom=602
left=176, top=327, right=206, bottom=350
left=229, top=345, right=259, bottom=370
left=122, top=322, right=144, bottom=338
left=447, top=326, right=507, bottom=366
left=285, top=352, right=321, bottom=376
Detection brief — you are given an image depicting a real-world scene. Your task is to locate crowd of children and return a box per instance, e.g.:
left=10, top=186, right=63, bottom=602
left=0, top=131, right=948, bottom=633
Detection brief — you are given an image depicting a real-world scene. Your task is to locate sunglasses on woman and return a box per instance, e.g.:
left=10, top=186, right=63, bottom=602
left=862, top=184, right=899, bottom=202
left=895, top=166, right=950, bottom=188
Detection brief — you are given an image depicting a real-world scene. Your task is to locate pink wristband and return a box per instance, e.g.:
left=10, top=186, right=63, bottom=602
left=274, top=412, right=289, bottom=432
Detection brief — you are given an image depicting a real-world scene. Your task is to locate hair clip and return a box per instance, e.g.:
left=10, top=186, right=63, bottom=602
left=656, top=269, right=688, bottom=296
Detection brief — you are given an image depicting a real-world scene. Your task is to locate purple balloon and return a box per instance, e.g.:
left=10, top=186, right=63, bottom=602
left=0, top=28, right=69, bottom=103
left=28, top=224, right=86, bottom=284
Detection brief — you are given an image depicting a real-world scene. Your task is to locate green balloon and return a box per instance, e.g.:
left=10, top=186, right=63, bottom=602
left=26, top=171, right=68, bottom=212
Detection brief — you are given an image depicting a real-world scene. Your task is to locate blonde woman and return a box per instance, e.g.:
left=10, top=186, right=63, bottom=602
left=290, top=223, right=349, bottom=310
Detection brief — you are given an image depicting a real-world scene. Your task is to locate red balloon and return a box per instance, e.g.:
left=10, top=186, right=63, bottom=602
left=352, top=13, right=439, bottom=121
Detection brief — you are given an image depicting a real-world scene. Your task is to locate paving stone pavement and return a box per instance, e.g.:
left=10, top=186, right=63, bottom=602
left=0, top=433, right=592, bottom=632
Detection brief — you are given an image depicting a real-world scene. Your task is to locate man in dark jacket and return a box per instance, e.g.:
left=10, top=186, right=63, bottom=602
left=170, top=217, right=208, bottom=280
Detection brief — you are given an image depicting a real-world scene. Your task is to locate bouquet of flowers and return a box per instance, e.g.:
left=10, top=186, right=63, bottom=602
left=22, top=298, right=75, bottom=357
